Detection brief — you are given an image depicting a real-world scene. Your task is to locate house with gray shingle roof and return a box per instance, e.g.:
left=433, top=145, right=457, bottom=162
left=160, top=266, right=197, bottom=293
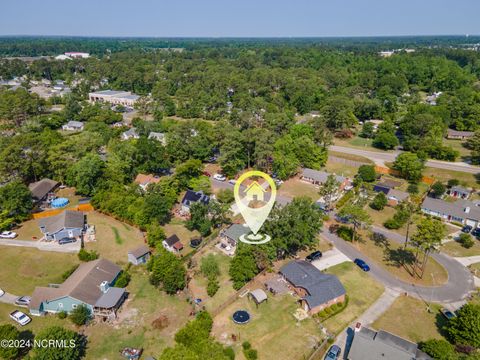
left=28, top=178, right=59, bottom=203
left=421, top=196, right=480, bottom=228
left=348, top=326, right=431, bottom=360
left=128, top=245, right=151, bottom=265
left=62, top=120, right=84, bottom=131
left=30, top=258, right=125, bottom=320
left=38, top=210, right=86, bottom=242
left=217, top=223, right=251, bottom=256
left=279, top=260, right=346, bottom=315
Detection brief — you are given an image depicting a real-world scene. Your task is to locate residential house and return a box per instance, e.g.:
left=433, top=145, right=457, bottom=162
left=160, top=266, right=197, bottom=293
left=128, top=245, right=151, bottom=265
left=134, top=173, right=161, bottom=191
left=449, top=186, right=471, bottom=199
left=279, top=260, right=346, bottom=315
left=29, top=178, right=59, bottom=203
left=162, top=234, right=184, bottom=253
left=426, top=91, right=442, bottom=106
left=217, top=223, right=251, bottom=256
left=181, top=190, right=210, bottom=213
left=244, top=181, right=266, bottom=202
left=373, top=182, right=409, bottom=206
left=421, top=197, right=480, bottom=228
left=348, top=326, right=431, bottom=360
left=446, top=129, right=474, bottom=140
left=300, top=168, right=350, bottom=189
left=148, top=132, right=167, bottom=145
left=121, top=128, right=140, bottom=141
left=64, top=52, right=90, bottom=59
left=29, top=258, right=125, bottom=320
left=38, top=210, right=86, bottom=242
left=89, top=90, right=140, bottom=107
left=62, top=120, right=84, bottom=131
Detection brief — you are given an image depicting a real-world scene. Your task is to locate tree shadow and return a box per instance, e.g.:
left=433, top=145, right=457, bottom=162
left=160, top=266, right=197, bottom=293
left=18, top=329, right=34, bottom=358
left=384, top=247, right=417, bottom=276
left=371, top=232, right=389, bottom=248
left=434, top=312, right=450, bottom=338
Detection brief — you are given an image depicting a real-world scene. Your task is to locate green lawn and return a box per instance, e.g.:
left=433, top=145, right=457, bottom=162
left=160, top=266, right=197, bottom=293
left=423, top=167, right=479, bottom=188
left=212, top=293, right=325, bottom=360
left=442, top=238, right=480, bottom=257
left=278, top=178, right=320, bottom=201
left=443, top=139, right=470, bottom=158
left=323, top=262, right=384, bottom=335
left=84, top=211, right=145, bottom=264
left=333, top=137, right=390, bottom=153
left=0, top=247, right=79, bottom=295
left=372, top=296, right=447, bottom=343
left=163, top=222, right=201, bottom=257
left=328, top=151, right=374, bottom=164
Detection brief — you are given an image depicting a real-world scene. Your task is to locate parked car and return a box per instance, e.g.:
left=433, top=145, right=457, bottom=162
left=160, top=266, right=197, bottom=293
left=324, top=345, right=341, bottom=360
left=462, top=225, right=473, bottom=233
left=10, top=310, right=31, bottom=326
left=202, top=171, right=212, bottom=177
left=354, top=258, right=370, bottom=272
left=0, top=231, right=17, bottom=239
left=440, top=308, right=456, bottom=320
left=228, top=179, right=236, bottom=185
left=274, top=179, right=284, bottom=187
left=58, top=238, right=77, bottom=245
left=306, top=251, right=323, bottom=262
left=0, top=289, right=4, bottom=297
left=15, top=296, right=31, bottom=306
left=213, top=174, right=226, bottom=181
left=472, top=228, right=480, bottom=238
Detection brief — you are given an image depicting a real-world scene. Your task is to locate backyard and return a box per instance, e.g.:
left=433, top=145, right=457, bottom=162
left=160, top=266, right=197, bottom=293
left=278, top=178, right=320, bottom=201
left=212, top=292, right=325, bottom=360
left=84, top=211, right=145, bottom=263
left=372, top=296, right=447, bottom=343
left=163, top=218, right=201, bottom=257
left=322, top=262, right=384, bottom=335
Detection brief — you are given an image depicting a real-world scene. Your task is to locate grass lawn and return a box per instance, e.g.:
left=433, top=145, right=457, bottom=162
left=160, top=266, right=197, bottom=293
left=366, top=206, right=397, bottom=228
left=443, top=139, right=470, bottom=159
left=163, top=221, right=201, bottom=257
left=328, top=151, right=374, bottom=164
left=278, top=178, right=320, bottom=201
left=212, top=293, right=325, bottom=360
left=14, top=218, right=43, bottom=239
left=323, top=262, right=384, bottom=335
left=324, top=161, right=361, bottom=178
left=333, top=137, right=390, bottom=153
left=442, top=238, right=480, bottom=257
left=352, top=230, right=448, bottom=286
left=84, top=212, right=145, bottom=264
left=189, top=250, right=236, bottom=313
left=469, top=262, right=480, bottom=277
left=0, top=247, right=79, bottom=295
left=372, top=296, right=447, bottom=343
left=423, top=167, right=479, bottom=188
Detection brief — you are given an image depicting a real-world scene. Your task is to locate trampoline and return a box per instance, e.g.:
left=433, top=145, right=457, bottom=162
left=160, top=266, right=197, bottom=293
left=51, top=197, right=69, bottom=208
left=232, top=310, right=251, bottom=324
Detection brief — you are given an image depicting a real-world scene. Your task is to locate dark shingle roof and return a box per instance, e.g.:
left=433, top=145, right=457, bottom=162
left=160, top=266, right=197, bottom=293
left=181, top=190, right=210, bottom=207
left=164, top=234, right=181, bottom=247
left=128, top=245, right=150, bottom=259
left=38, top=210, right=85, bottom=234
left=280, top=260, right=345, bottom=308
left=28, top=178, right=59, bottom=200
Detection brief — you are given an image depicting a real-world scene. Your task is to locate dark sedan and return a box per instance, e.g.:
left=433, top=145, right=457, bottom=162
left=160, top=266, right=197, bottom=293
left=306, top=251, right=323, bottom=262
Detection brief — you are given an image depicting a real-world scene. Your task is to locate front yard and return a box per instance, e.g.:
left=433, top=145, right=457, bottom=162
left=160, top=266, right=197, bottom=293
left=322, top=262, right=384, bottom=335
left=441, top=238, right=480, bottom=257
left=372, top=296, right=447, bottom=343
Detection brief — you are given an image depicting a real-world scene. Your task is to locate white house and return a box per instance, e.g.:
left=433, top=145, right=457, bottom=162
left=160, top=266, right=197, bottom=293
left=121, top=128, right=140, bottom=141
left=62, top=120, right=84, bottom=131
left=148, top=132, right=167, bottom=145
left=162, top=235, right=184, bottom=253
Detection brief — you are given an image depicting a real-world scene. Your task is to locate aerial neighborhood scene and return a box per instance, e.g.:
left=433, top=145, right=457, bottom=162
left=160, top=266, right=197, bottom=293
left=1, top=1, right=480, bottom=359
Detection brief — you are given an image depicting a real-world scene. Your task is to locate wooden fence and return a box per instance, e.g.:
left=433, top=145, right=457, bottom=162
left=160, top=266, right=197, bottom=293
left=33, top=203, right=94, bottom=219
left=374, top=165, right=435, bottom=185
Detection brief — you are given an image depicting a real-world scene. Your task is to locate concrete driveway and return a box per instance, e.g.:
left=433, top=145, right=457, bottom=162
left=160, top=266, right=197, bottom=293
left=0, top=238, right=80, bottom=253
left=311, top=248, right=351, bottom=271
left=0, top=292, right=18, bottom=305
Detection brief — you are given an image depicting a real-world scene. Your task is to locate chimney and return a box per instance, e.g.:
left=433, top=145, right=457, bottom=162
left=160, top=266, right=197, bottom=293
left=100, top=281, right=109, bottom=293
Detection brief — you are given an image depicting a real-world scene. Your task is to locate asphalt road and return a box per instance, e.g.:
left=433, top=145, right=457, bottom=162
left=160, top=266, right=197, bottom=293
left=329, top=145, right=480, bottom=174
left=321, top=228, right=475, bottom=304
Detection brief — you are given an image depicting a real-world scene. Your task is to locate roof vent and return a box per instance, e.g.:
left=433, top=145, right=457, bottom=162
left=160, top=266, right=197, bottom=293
left=100, top=281, right=109, bottom=293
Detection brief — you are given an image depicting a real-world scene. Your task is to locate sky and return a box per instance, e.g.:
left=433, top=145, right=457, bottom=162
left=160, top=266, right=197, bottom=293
left=1, top=0, right=479, bottom=38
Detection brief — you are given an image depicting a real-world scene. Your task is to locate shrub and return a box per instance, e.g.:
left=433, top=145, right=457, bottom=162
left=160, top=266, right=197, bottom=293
left=370, top=192, right=388, bottom=210
left=61, top=264, right=79, bottom=281
left=407, top=183, right=419, bottom=194
left=357, top=165, right=377, bottom=182
left=431, top=182, right=447, bottom=198
left=78, top=248, right=99, bottom=262
left=207, top=277, right=219, bottom=297
left=458, top=233, right=474, bottom=249
left=114, top=270, right=131, bottom=287
left=223, top=347, right=235, bottom=360
left=384, top=218, right=401, bottom=229
left=57, top=311, right=68, bottom=319
left=69, top=304, right=91, bottom=326
left=337, top=225, right=354, bottom=242
left=336, top=191, right=354, bottom=208
left=419, top=339, right=457, bottom=360
left=244, top=349, right=258, bottom=360
left=242, top=341, right=252, bottom=350
left=447, top=179, right=460, bottom=187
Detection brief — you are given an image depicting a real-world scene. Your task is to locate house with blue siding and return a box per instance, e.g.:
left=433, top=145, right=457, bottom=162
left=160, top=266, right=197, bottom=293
left=29, top=259, right=126, bottom=320
left=38, top=210, right=86, bottom=242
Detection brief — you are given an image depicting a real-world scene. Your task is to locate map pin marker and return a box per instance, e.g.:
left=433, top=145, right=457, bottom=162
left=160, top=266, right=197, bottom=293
left=233, top=170, right=276, bottom=245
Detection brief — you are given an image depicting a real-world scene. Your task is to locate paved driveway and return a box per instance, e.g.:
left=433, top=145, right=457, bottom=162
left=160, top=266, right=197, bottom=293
left=311, top=248, right=351, bottom=271
left=0, top=238, right=80, bottom=253
left=0, top=292, right=18, bottom=305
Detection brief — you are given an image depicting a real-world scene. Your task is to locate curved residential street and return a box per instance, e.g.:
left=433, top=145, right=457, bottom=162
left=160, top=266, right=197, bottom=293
left=321, top=228, right=475, bottom=304
left=329, top=145, right=480, bottom=174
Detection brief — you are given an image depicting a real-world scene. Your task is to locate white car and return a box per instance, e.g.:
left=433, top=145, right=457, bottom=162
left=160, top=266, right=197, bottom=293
left=213, top=174, right=226, bottom=182
left=228, top=179, right=236, bottom=185
left=0, top=231, right=17, bottom=239
left=10, top=310, right=31, bottom=326
left=0, top=289, right=4, bottom=297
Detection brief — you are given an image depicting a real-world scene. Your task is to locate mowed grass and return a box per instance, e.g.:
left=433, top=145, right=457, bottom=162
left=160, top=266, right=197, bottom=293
left=372, top=296, right=447, bottom=343
left=84, top=269, right=192, bottom=360
left=278, top=178, right=320, bottom=201
left=323, top=262, right=384, bottom=335
left=14, top=218, right=43, bottom=239
left=442, top=238, right=480, bottom=257
left=423, top=167, right=479, bottom=188
left=0, top=247, right=79, bottom=295
left=324, top=161, right=361, bottom=179
left=443, top=139, right=470, bottom=158
left=353, top=230, right=448, bottom=286
left=212, top=293, right=324, bottom=360
left=189, top=251, right=236, bottom=313
left=84, top=211, right=145, bottom=264
left=163, top=222, right=201, bottom=257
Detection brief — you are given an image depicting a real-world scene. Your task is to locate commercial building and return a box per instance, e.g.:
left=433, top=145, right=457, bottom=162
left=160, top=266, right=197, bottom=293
left=89, top=90, right=140, bottom=107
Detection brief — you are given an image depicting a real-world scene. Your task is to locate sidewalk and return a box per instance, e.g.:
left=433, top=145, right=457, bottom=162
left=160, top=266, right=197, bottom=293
left=454, top=255, right=480, bottom=267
